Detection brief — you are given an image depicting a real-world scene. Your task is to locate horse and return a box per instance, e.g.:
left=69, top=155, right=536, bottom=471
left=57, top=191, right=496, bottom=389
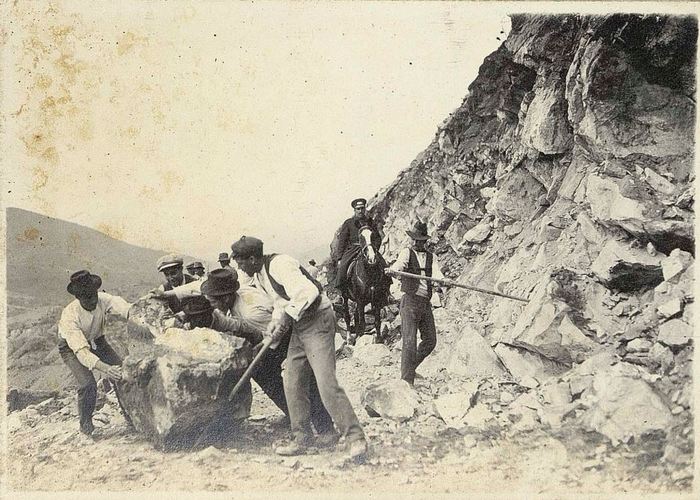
left=340, top=225, right=389, bottom=345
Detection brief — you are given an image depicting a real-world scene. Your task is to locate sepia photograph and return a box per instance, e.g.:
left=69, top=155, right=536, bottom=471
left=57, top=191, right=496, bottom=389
left=1, top=1, right=697, bottom=498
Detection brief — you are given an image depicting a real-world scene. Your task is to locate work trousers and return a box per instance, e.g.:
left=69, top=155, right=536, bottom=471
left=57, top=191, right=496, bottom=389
left=283, top=306, right=365, bottom=443
left=253, top=341, right=334, bottom=434
left=400, top=294, right=437, bottom=384
left=58, top=336, right=129, bottom=433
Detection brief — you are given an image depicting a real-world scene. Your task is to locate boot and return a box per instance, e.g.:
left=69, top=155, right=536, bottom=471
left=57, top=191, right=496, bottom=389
left=274, top=433, right=312, bottom=456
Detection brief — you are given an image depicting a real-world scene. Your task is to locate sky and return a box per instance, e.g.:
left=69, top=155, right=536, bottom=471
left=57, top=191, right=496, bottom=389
left=4, top=1, right=512, bottom=263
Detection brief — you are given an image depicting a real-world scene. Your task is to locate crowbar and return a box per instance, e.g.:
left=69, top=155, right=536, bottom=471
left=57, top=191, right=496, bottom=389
left=386, top=269, right=529, bottom=303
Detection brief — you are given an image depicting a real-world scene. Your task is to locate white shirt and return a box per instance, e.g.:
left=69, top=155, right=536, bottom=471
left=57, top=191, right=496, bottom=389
left=165, top=280, right=273, bottom=333
left=253, top=254, right=331, bottom=322
left=391, top=248, right=444, bottom=298
left=233, top=285, right=274, bottom=332
left=58, top=293, right=131, bottom=369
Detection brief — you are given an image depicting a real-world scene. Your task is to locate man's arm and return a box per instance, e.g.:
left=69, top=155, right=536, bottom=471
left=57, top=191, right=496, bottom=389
left=103, top=293, right=132, bottom=319
left=269, top=255, right=320, bottom=322
left=211, top=310, right=264, bottom=345
left=390, top=248, right=411, bottom=273
left=58, top=309, right=100, bottom=370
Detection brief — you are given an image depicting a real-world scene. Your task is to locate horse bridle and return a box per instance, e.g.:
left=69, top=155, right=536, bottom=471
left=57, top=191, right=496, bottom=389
left=358, top=225, right=374, bottom=260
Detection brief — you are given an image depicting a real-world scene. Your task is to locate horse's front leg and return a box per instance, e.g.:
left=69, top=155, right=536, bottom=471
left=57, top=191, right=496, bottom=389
left=356, top=301, right=366, bottom=340
left=373, top=299, right=382, bottom=344
left=342, top=295, right=355, bottom=345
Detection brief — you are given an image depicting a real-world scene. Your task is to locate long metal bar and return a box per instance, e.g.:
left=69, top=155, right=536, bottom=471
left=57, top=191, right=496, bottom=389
left=386, top=269, right=529, bottom=303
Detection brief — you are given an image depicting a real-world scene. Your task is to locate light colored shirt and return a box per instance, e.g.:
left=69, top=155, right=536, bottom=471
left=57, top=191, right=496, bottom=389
left=391, top=248, right=444, bottom=298
left=58, top=293, right=131, bottom=369
left=253, top=254, right=331, bottom=322
left=233, top=284, right=274, bottom=332
left=165, top=281, right=275, bottom=340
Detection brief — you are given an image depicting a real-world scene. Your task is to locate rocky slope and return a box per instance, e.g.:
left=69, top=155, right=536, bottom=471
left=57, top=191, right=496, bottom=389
left=364, top=12, right=695, bottom=487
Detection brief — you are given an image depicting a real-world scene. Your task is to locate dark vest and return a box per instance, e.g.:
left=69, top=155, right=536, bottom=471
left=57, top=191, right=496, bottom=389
left=164, top=274, right=196, bottom=313
left=400, top=249, right=434, bottom=297
left=263, top=254, right=324, bottom=318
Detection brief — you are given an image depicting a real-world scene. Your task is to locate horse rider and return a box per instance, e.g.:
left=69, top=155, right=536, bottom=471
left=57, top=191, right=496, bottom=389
left=333, top=198, right=386, bottom=296
left=230, top=236, right=369, bottom=460
left=387, top=220, right=445, bottom=385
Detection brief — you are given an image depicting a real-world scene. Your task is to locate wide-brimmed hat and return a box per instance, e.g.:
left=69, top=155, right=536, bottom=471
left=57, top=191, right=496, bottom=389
left=186, top=261, right=205, bottom=271
left=218, top=252, right=231, bottom=263
left=67, top=270, right=102, bottom=296
left=351, top=198, right=367, bottom=209
left=230, top=236, right=264, bottom=259
left=406, top=220, right=429, bottom=241
left=201, top=268, right=240, bottom=297
left=181, top=295, right=213, bottom=317
left=157, top=254, right=184, bottom=272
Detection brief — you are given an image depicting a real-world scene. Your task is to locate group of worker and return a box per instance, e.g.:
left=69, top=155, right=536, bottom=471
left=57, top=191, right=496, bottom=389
left=57, top=197, right=443, bottom=462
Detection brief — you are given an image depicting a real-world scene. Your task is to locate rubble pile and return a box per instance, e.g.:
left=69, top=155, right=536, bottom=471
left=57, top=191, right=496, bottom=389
left=364, top=12, right=695, bottom=488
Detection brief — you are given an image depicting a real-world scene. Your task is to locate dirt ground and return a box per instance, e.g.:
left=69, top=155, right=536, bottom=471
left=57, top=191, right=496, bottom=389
left=6, top=330, right=694, bottom=498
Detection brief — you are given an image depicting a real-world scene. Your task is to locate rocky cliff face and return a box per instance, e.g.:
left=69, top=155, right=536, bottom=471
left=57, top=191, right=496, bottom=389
left=367, top=13, right=695, bottom=468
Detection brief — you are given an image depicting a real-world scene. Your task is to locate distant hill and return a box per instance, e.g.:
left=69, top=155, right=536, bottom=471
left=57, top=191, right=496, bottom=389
left=5, top=207, right=177, bottom=315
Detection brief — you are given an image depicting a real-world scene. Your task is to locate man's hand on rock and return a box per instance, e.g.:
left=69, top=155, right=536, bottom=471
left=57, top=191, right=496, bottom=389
left=148, top=288, right=166, bottom=300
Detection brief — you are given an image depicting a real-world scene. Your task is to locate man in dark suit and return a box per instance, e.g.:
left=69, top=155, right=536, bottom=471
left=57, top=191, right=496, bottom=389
left=332, top=198, right=384, bottom=294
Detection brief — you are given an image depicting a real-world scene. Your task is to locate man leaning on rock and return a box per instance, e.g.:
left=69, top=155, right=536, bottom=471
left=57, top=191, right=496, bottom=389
left=57, top=270, right=148, bottom=436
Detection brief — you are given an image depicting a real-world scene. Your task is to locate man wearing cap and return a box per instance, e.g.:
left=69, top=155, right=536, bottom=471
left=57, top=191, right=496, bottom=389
left=58, top=270, right=143, bottom=436
left=155, top=254, right=197, bottom=314
left=185, top=261, right=206, bottom=280
left=387, top=220, right=445, bottom=385
left=332, top=198, right=383, bottom=294
left=231, top=236, right=368, bottom=460
left=218, top=252, right=234, bottom=270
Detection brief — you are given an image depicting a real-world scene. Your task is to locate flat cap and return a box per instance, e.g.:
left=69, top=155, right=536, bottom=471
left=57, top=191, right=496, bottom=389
left=351, top=198, right=367, bottom=209
left=218, top=252, right=231, bottom=262
left=186, top=261, right=205, bottom=271
left=157, top=253, right=184, bottom=272
left=230, top=236, right=264, bottom=259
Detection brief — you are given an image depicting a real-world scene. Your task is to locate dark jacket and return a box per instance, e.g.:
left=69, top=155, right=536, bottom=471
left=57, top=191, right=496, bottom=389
left=333, top=216, right=382, bottom=261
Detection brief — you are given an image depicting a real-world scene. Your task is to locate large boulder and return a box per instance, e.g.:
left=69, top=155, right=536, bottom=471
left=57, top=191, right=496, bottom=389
left=116, top=299, right=253, bottom=450
left=579, top=365, right=673, bottom=445
left=361, top=379, right=419, bottom=422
